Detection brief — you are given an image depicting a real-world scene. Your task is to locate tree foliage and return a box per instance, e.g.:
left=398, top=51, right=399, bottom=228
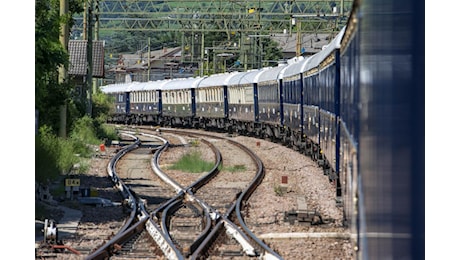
left=35, top=0, right=84, bottom=133
left=36, top=0, right=113, bottom=185
left=35, top=0, right=69, bottom=131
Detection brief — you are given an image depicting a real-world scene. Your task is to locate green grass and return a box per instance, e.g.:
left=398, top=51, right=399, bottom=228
left=168, top=151, right=215, bottom=173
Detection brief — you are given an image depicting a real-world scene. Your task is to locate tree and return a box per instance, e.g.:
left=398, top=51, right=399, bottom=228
left=261, top=37, right=284, bottom=67
left=35, top=0, right=83, bottom=134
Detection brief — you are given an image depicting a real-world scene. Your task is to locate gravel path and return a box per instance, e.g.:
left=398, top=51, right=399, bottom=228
left=35, top=130, right=356, bottom=259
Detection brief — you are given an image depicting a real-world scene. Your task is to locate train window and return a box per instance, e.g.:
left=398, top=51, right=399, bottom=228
left=244, top=86, right=253, bottom=104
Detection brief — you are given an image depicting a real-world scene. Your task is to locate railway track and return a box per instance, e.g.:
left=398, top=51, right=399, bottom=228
left=142, top=127, right=282, bottom=259
left=36, top=125, right=353, bottom=259
left=85, top=127, right=282, bottom=259
left=85, top=132, right=182, bottom=259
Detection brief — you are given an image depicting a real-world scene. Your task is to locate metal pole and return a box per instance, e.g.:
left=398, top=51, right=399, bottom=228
left=341, top=0, right=344, bottom=16
left=59, top=0, right=69, bottom=138
left=148, top=37, right=151, bottom=80
left=93, top=0, right=99, bottom=93
left=82, top=1, right=87, bottom=41
left=296, top=21, right=301, bottom=56
left=86, top=0, right=93, bottom=116
left=200, top=32, right=204, bottom=76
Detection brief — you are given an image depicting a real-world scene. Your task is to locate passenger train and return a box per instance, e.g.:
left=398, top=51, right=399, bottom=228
left=101, top=0, right=424, bottom=259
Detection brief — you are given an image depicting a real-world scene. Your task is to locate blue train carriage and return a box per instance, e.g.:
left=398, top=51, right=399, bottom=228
left=195, top=72, right=238, bottom=130
left=315, top=27, right=346, bottom=185
left=127, top=81, right=147, bottom=124
left=160, top=77, right=205, bottom=127
left=338, top=6, right=360, bottom=245
left=254, top=65, right=288, bottom=142
left=353, top=0, right=424, bottom=259
left=100, top=82, right=135, bottom=124
left=280, top=56, right=310, bottom=152
left=129, top=80, right=168, bottom=125
left=303, top=61, right=321, bottom=162
left=226, top=69, right=266, bottom=135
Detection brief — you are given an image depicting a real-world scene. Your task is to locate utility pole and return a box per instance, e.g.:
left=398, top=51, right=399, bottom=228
left=200, top=31, right=204, bottom=77
left=85, top=0, right=93, bottom=117
left=59, top=0, right=69, bottom=138
left=296, top=20, right=301, bottom=56
left=148, top=37, right=151, bottom=80
left=93, top=0, right=100, bottom=93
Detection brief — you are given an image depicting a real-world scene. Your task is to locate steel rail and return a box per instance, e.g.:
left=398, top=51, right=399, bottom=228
left=86, top=131, right=184, bottom=260
left=149, top=132, right=222, bottom=256
left=156, top=128, right=282, bottom=259
left=86, top=132, right=142, bottom=259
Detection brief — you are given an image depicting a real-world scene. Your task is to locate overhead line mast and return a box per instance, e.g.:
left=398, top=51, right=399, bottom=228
left=76, top=0, right=351, bottom=33
left=75, top=0, right=352, bottom=73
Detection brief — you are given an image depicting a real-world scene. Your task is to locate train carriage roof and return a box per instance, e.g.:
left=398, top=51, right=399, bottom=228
left=281, top=56, right=313, bottom=78
left=306, top=26, right=346, bottom=71
left=161, top=76, right=206, bottom=90
left=197, top=72, right=241, bottom=88
left=129, top=81, right=146, bottom=92
left=100, top=82, right=139, bottom=93
left=254, top=65, right=289, bottom=83
left=227, top=69, right=266, bottom=86
left=143, top=79, right=171, bottom=91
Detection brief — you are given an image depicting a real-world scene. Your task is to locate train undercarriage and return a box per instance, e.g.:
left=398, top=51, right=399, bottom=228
left=107, top=113, right=337, bottom=187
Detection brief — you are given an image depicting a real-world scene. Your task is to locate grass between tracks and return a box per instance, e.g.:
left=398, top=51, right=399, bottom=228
left=167, top=151, right=247, bottom=173
left=167, top=151, right=215, bottom=173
